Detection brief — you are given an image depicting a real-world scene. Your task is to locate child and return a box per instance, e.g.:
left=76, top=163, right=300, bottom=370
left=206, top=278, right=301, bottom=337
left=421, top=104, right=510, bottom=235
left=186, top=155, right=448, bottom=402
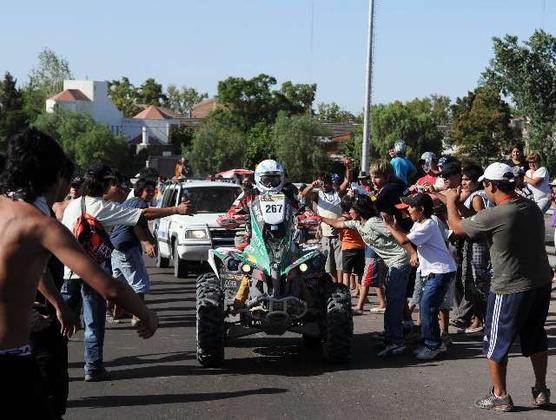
left=320, top=194, right=417, bottom=356
left=383, top=193, right=457, bottom=360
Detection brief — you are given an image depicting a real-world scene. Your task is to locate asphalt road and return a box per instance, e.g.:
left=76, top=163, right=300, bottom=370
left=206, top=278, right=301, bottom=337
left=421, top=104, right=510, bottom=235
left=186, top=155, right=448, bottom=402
left=65, top=260, right=556, bottom=420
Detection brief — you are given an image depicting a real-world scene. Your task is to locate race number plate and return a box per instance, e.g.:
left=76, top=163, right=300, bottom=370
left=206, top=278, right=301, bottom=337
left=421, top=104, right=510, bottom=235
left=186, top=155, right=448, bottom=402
left=260, top=194, right=286, bottom=225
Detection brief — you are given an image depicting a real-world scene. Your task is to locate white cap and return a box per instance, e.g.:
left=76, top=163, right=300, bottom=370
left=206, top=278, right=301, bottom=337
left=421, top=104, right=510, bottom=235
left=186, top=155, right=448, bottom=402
left=478, top=162, right=514, bottom=183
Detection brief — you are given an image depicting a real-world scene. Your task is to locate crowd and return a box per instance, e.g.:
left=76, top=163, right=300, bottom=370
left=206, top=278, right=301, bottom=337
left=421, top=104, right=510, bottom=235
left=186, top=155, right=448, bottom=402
left=0, top=127, right=553, bottom=417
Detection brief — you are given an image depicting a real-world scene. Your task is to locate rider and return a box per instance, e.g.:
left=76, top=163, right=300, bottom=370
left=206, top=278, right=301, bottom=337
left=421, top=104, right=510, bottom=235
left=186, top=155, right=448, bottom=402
left=219, top=159, right=298, bottom=250
left=390, top=139, right=416, bottom=186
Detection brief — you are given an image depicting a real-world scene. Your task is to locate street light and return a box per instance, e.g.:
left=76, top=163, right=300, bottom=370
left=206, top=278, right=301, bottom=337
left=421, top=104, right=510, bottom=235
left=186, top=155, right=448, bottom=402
left=361, top=0, right=375, bottom=174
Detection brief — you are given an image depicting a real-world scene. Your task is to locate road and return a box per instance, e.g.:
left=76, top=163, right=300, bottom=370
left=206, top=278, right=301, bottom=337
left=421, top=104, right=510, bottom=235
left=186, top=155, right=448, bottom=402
left=65, top=260, right=556, bottom=420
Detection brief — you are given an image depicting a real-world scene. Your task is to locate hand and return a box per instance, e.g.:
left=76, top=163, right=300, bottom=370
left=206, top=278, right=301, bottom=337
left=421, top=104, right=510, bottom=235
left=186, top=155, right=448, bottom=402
left=344, top=157, right=353, bottom=170
left=444, top=187, right=461, bottom=204
left=29, top=304, right=52, bottom=332
left=136, top=309, right=159, bottom=339
left=311, top=180, right=322, bottom=189
left=176, top=200, right=194, bottom=215
left=382, top=213, right=395, bottom=227
left=410, top=252, right=419, bottom=268
left=143, top=242, right=157, bottom=258
left=55, top=303, right=78, bottom=337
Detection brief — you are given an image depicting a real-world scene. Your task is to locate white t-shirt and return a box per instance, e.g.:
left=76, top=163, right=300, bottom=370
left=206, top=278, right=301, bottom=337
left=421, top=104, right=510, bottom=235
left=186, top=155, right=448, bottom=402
left=526, top=167, right=550, bottom=202
left=407, top=218, right=456, bottom=276
left=62, top=196, right=142, bottom=279
left=317, top=190, right=342, bottom=237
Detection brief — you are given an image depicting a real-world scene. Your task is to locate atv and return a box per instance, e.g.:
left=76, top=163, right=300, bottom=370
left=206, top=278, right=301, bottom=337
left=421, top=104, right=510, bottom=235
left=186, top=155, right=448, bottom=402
left=195, top=192, right=353, bottom=367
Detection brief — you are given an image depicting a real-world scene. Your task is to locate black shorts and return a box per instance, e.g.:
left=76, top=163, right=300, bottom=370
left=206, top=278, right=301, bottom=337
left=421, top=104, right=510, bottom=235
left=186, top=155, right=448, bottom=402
left=342, top=249, right=365, bottom=276
left=484, top=283, right=551, bottom=363
left=0, top=354, right=54, bottom=419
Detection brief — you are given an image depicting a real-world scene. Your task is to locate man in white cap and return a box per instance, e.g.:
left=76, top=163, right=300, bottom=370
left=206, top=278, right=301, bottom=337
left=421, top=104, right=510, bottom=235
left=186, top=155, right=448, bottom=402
left=444, top=162, right=552, bottom=412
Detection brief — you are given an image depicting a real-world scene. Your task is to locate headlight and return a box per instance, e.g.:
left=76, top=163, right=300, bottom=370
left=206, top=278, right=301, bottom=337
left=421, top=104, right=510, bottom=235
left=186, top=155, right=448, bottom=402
left=241, top=264, right=252, bottom=273
left=299, top=263, right=309, bottom=272
left=185, top=229, right=208, bottom=239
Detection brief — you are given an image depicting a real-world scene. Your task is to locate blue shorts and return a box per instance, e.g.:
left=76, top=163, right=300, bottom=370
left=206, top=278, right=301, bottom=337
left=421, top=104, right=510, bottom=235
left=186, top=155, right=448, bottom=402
left=483, top=284, right=551, bottom=363
left=112, top=247, right=150, bottom=294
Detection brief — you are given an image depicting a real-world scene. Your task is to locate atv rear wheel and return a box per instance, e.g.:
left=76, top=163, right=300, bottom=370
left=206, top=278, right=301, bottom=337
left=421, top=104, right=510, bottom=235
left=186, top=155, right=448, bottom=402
left=196, top=274, right=225, bottom=367
left=322, top=283, right=353, bottom=362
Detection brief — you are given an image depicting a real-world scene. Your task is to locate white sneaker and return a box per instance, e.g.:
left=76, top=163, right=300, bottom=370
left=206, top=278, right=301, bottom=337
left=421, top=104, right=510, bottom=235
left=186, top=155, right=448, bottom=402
left=377, top=342, right=406, bottom=357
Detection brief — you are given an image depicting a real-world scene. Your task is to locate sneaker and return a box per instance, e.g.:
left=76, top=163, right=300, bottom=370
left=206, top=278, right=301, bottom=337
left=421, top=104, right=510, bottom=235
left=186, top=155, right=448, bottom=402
left=370, top=307, right=386, bottom=314
left=131, top=317, right=141, bottom=327
left=84, top=369, right=111, bottom=383
left=414, top=343, right=447, bottom=360
left=532, top=387, right=551, bottom=407
left=464, top=325, right=484, bottom=335
left=441, top=333, right=452, bottom=347
left=377, top=342, right=406, bottom=357
left=474, top=389, right=514, bottom=412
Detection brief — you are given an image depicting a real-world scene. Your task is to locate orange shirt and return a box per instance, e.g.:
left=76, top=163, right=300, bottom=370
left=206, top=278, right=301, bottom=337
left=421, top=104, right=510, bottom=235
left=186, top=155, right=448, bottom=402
left=340, top=215, right=365, bottom=250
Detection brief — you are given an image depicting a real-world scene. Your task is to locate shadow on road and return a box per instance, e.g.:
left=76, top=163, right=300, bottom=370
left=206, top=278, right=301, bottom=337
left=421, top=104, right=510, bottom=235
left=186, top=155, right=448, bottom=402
left=67, top=387, right=288, bottom=408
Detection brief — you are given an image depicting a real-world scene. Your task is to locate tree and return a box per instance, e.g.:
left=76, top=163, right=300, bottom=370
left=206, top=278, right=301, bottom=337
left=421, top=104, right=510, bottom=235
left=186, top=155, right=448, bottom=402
left=0, top=72, right=28, bottom=149
left=273, top=112, right=330, bottom=182
left=482, top=30, right=556, bottom=165
left=169, top=124, right=194, bottom=153
left=137, top=78, right=166, bottom=106
left=244, top=122, right=274, bottom=170
left=165, top=85, right=208, bottom=116
left=33, top=109, right=130, bottom=170
left=449, top=87, right=518, bottom=163
left=275, top=81, right=316, bottom=115
left=186, top=115, right=245, bottom=176
left=108, top=77, right=140, bottom=117
left=317, top=102, right=357, bottom=123
left=24, top=48, right=72, bottom=118
left=371, top=99, right=444, bottom=161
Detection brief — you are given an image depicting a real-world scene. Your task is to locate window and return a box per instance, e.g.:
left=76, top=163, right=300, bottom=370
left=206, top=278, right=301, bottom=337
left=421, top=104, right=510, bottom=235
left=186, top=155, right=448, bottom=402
left=182, top=187, right=240, bottom=213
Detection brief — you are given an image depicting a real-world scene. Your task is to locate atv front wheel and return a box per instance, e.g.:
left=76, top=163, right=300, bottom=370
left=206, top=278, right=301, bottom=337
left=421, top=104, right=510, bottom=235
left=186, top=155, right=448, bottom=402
left=322, top=283, right=353, bottom=362
left=196, top=274, right=225, bottom=367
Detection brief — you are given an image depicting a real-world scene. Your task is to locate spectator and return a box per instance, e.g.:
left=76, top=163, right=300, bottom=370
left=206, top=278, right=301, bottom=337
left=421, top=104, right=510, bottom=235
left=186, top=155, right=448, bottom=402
left=512, top=166, right=534, bottom=200
left=384, top=193, right=456, bottom=360
left=446, top=162, right=552, bottom=412
left=390, top=139, right=416, bottom=185
left=413, top=152, right=443, bottom=192
left=61, top=163, right=192, bottom=382
left=505, top=144, right=527, bottom=174
left=320, top=194, right=418, bottom=357
left=524, top=152, right=550, bottom=213
left=301, top=159, right=352, bottom=282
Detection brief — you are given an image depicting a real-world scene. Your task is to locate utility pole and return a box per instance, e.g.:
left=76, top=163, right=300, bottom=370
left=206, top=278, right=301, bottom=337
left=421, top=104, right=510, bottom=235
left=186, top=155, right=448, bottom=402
left=361, top=0, right=375, bottom=174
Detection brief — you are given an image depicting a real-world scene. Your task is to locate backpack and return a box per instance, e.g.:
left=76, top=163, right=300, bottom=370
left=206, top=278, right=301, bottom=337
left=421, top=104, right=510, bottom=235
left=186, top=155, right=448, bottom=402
left=73, top=197, right=114, bottom=264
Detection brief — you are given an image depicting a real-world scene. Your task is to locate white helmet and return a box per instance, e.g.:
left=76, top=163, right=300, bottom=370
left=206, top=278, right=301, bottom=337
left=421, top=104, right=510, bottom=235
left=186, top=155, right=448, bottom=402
left=254, top=159, right=284, bottom=193
left=393, top=139, right=407, bottom=156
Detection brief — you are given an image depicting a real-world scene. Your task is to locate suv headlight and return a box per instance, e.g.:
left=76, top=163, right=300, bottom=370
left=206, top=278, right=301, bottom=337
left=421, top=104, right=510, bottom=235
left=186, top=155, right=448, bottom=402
left=185, top=229, right=208, bottom=239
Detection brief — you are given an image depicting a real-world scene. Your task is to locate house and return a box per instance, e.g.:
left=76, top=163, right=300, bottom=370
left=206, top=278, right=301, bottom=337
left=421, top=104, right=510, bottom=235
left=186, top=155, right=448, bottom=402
left=191, top=98, right=218, bottom=118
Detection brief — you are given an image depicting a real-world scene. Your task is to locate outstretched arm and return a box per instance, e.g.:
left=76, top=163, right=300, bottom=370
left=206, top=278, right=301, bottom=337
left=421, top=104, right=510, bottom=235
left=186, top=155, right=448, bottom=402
left=320, top=216, right=347, bottom=230
left=338, top=158, right=353, bottom=196
left=39, top=218, right=158, bottom=338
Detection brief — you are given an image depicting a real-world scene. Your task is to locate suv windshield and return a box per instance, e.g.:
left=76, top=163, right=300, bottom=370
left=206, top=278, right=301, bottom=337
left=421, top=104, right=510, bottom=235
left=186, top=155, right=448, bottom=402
left=182, top=187, right=240, bottom=213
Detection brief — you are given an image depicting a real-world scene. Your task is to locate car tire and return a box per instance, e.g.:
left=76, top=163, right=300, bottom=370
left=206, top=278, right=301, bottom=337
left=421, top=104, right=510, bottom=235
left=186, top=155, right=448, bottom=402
left=174, top=244, right=188, bottom=278
left=196, top=274, right=225, bottom=367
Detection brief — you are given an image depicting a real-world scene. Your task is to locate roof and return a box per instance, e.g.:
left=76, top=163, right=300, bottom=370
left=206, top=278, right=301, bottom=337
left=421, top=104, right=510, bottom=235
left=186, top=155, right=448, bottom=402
left=168, top=180, right=241, bottom=189
left=48, top=89, right=91, bottom=102
left=133, top=105, right=177, bottom=120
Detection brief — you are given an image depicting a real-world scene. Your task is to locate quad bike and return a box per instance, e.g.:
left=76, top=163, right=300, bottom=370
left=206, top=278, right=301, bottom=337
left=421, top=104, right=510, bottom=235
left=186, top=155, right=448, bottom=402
left=195, top=193, right=353, bottom=367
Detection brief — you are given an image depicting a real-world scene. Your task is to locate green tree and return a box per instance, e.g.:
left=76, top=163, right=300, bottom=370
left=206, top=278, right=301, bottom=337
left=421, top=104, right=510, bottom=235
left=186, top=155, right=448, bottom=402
left=137, top=78, right=166, bottom=106
left=108, top=77, right=139, bottom=117
left=273, top=112, right=330, bottom=182
left=449, top=87, right=517, bottom=163
left=317, top=102, right=357, bottom=123
left=186, top=115, right=245, bottom=176
left=169, top=124, right=194, bottom=153
left=33, top=109, right=129, bottom=170
left=275, top=81, right=316, bottom=115
left=0, top=72, right=28, bottom=148
left=243, top=122, right=274, bottom=170
left=24, top=48, right=72, bottom=118
left=482, top=30, right=556, bottom=166
left=165, top=85, right=208, bottom=116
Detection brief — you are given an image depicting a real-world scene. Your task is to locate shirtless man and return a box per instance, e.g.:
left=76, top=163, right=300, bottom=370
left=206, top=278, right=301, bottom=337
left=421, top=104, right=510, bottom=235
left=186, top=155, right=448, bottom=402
left=0, top=128, right=158, bottom=418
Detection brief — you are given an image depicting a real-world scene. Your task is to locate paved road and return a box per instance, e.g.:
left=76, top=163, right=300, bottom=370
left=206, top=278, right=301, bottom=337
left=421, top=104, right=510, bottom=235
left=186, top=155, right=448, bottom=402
left=65, top=260, right=556, bottom=419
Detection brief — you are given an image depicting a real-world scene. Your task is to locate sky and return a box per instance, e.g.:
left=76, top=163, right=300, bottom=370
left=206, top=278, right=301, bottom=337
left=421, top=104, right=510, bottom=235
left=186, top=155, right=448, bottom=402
left=1, top=0, right=554, bottom=113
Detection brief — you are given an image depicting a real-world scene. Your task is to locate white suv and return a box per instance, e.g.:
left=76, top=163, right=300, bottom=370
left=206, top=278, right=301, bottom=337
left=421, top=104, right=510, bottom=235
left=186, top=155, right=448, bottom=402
left=155, top=180, right=242, bottom=278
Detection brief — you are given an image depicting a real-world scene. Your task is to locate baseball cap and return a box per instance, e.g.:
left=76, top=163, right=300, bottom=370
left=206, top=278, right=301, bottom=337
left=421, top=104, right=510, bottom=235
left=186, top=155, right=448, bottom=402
left=439, top=161, right=461, bottom=178
left=550, top=179, right=556, bottom=186
left=86, top=163, right=116, bottom=181
left=478, top=162, right=514, bottom=183
left=358, top=171, right=369, bottom=180
left=395, top=192, right=434, bottom=212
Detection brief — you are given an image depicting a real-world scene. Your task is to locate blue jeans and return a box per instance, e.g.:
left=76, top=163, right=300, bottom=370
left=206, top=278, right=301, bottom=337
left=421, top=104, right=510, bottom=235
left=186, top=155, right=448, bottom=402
left=384, top=264, right=411, bottom=345
left=420, top=272, right=455, bottom=350
left=112, top=247, right=150, bottom=294
left=61, top=278, right=107, bottom=375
